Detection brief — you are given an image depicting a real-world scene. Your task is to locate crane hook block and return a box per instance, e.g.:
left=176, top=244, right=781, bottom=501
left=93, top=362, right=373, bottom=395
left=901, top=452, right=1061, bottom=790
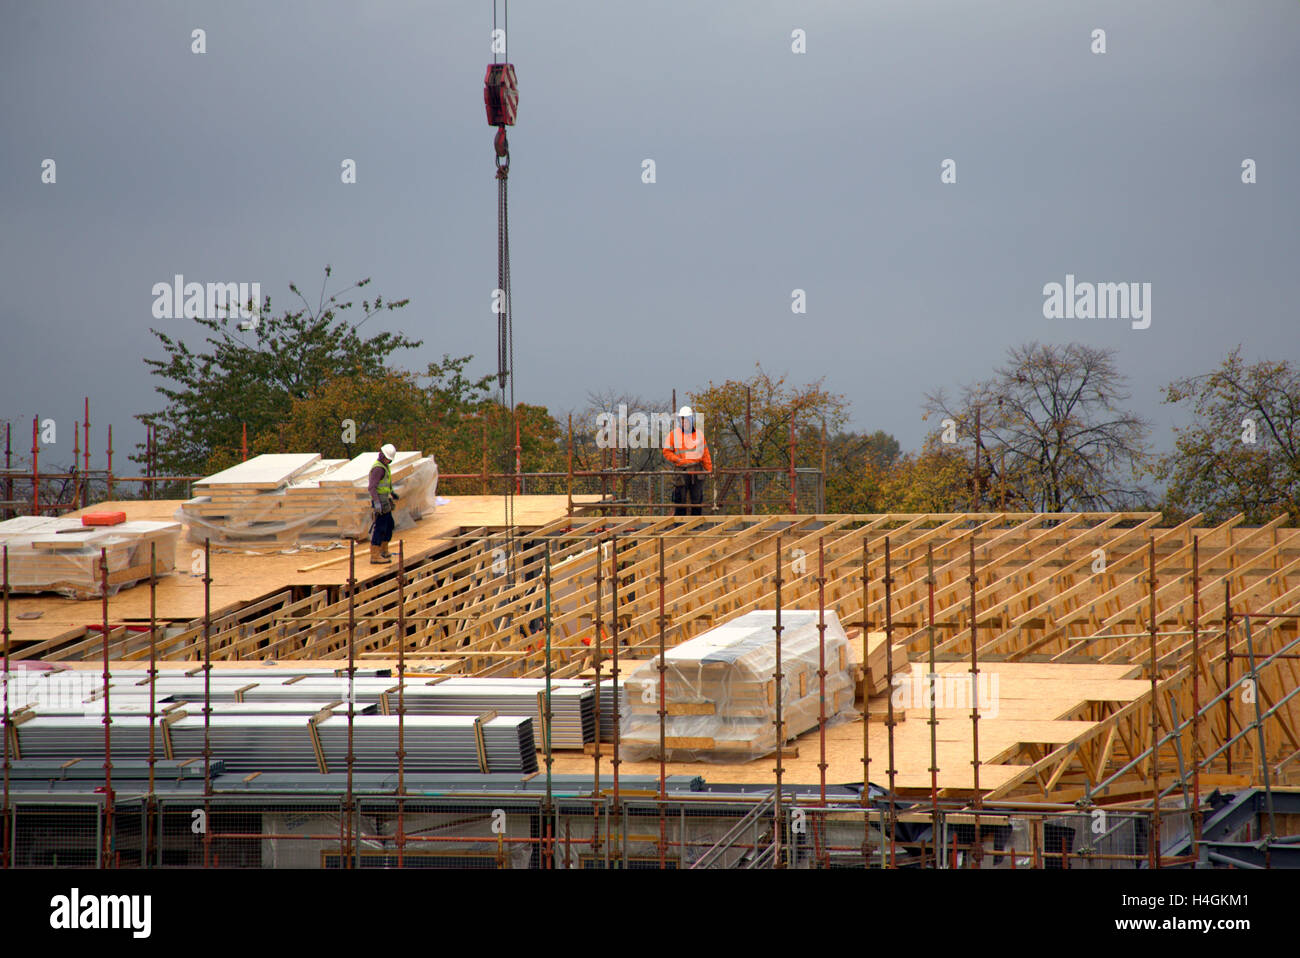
left=484, top=63, right=519, bottom=127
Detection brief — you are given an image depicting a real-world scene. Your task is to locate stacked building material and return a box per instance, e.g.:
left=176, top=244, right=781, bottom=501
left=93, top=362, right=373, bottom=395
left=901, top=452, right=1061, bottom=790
left=12, top=700, right=377, bottom=718
left=10, top=710, right=537, bottom=776
left=316, top=715, right=538, bottom=774
left=121, top=674, right=595, bottom=749
left=165, top=715, right=326, bottom=774
left=860, top=631, right=909, bottom=696
left=3, top=668, right=576, bottom=773
left=9, top=715, right=159, bottom=764
left=595, top=678, right=625, bottom=744
left=395, top=682, right=595, bottom=749
left=0, top=515, right=179, bottom=598
left=178, top=451, right=438, bottom=548
left=619, top=610, right=859, bottom=763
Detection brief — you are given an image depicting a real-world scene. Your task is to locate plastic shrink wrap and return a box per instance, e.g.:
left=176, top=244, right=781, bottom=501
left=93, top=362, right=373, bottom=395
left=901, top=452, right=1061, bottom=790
left=619, top=609, right=857, bottom=763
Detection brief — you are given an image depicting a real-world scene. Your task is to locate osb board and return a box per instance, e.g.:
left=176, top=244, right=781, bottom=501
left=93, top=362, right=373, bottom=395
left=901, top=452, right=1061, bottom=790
left=549, top=717, right=1032, bottom=791
left=43, top=658, right=457, bottom=673
left=550, top=660, right=1143, bottom=791
left=4, top=496, right=597, bottom=649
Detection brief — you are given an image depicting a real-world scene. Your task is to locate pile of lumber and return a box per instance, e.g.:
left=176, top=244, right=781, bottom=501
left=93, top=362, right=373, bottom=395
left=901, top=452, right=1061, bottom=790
left=619, top=609, right=858, bottom=763
left=0, top=516, right=178, bottom=599
left=179, top=451, right=438, bottom=548
left=859, top=630, right=909, bottom=696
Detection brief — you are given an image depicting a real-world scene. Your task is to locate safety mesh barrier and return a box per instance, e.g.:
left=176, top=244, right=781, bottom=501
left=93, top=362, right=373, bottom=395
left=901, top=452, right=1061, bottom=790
left=0, top=793, right=1241, bottom=870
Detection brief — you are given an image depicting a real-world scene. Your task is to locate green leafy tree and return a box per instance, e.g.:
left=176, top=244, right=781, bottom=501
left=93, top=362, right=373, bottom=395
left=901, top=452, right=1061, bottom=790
left=1157, top=348, right=1300, bottom=523
left=689, top=365, right=849, bottom=469
left=245, top=351, right=567, bottom=495
left=137, top=267, right=418, bottom=476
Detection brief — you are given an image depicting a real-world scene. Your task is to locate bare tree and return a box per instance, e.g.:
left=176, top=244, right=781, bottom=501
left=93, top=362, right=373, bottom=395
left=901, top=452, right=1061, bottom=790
left=925, top=342, right=1150, bottom=512
left=572, top=387, right=672, bottom=475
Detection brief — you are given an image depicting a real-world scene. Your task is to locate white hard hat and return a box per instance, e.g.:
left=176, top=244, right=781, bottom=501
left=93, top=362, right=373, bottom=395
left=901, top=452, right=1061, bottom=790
left=678, top=406, right=693, bottom=418
left=380, top=443, right=397, bottom=460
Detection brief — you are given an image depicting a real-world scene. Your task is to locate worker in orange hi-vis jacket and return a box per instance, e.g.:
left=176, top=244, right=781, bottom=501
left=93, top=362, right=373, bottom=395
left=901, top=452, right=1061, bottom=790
left=662, top=406, right=713, bottom=516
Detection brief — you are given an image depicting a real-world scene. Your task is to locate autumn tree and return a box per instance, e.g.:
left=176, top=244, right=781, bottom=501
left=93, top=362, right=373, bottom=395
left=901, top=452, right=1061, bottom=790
left=925, top=342, right=1150, bottom=512
left=249, top=367, right=433, bottom=460
left=876, top=438, right=977, bottom=513
left=687, top=365, right=850, bottom=511
left=823, top=430, right=902, bottom=513
left=1156, top=348, right=1300, bottom=524
left=247, top=353, right=567, bottom=493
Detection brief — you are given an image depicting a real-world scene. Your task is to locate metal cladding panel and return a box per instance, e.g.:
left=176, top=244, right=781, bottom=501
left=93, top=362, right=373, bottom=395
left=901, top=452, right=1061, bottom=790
left=597, top=678, right=626, bottom=743
left=17, top=715, right=162, bottom=764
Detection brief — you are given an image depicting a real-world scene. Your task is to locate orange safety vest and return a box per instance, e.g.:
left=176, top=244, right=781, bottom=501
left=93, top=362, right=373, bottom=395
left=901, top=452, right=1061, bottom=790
left=663, top=425, right=712, bottom=472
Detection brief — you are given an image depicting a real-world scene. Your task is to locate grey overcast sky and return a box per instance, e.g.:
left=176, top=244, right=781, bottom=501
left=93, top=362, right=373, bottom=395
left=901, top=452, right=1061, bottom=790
left=1, top=0, right=1297, bottom=469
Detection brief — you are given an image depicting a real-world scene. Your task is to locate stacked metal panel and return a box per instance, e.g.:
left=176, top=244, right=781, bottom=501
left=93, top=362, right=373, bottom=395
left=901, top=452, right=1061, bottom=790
left=595, top=678, right=626, bottom=743
left=5, top=668, right=573, bottom=776
left=12, top=716, right=158, bottom=764
left=133, top=675, right=392, bottom=704
left=315, top=715, right=537, bottom=774
left=167, top=715, right=323, bottom=775
left=23, top=700, right=376, bottom=718
left=121, top=674, right=595, bottom=749
left=396, top=682, right=594, bottom=748
left=11, top=711, right=536, bottom=776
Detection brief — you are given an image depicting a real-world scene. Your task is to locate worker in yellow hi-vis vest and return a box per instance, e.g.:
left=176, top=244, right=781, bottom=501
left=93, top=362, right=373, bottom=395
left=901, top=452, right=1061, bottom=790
left=367, top=443, right=400, bottom=564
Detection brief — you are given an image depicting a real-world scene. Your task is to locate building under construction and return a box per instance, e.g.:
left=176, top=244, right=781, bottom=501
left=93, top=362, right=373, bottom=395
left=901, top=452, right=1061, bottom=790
left=4, top=440, right=1299, bottom=870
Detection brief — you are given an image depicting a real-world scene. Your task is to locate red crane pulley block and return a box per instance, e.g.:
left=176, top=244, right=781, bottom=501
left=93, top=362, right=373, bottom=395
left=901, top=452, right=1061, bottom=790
left=484, top=63, right=519, bottom=127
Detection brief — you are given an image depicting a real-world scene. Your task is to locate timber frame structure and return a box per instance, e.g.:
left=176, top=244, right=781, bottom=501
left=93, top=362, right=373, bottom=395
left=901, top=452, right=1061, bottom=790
left=13, top=509, right=1300, bottom=815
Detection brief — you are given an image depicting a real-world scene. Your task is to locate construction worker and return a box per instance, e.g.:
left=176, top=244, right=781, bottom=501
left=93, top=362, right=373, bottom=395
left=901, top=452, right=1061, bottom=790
left=368, top=443, right=400, bottom=564
left=663, top=406, right=712, bottom=516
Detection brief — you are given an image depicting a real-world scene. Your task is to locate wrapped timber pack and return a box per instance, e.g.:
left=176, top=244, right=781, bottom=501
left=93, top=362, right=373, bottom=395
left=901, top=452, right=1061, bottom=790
left=0, top=516, right=179, bottom=599
left=619, top=609, right=858, bottom=763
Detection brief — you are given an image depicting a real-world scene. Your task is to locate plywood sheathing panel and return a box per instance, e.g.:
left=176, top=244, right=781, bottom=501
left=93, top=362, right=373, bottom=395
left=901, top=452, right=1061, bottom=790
left=4, top=495, right=594, bottom=654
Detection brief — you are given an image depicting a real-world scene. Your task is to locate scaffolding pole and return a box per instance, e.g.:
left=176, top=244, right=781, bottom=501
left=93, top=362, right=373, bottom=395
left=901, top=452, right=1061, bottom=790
left=927, top=544, right=939, bottom=866
left=883, top=535, right=897, bottom=868
left=202, top=537, right=212, bottom=868
left=100, top=548, right=113, bottom=868
left=1148, top=537, right=1160, bottom=869
left=773, top=533, right=785, bottom=868
left=657, top=536, right=667, bottom=870
left=397, top=539, right=406, bottom=869
left=969, top=537, right=982, bottom=868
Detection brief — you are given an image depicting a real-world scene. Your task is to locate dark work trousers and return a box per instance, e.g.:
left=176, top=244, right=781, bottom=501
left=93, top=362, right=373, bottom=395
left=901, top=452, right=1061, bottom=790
left=672, top=473, right=705, bottom=516
left=371, top=510, right=395, bottom=546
